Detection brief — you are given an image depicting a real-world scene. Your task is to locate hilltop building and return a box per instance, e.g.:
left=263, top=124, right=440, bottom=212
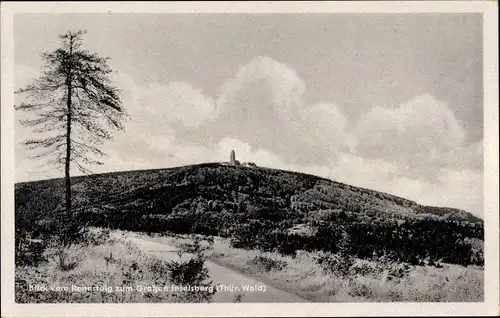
left=230, top=150, right=237, bottom=165
left=226, top=150, right=256, bottom=167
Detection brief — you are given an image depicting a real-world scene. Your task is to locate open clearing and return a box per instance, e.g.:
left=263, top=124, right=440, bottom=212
left=140, top=232, right=484, bottom=302
left=124, top=233, right=308, bottom=303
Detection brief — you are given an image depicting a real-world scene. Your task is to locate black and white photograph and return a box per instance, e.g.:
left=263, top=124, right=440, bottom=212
left=1, top=1, right=498, bottom=317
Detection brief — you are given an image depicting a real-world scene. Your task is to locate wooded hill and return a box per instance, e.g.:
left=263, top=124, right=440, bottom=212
left=16, top=163, right=484, bottom=266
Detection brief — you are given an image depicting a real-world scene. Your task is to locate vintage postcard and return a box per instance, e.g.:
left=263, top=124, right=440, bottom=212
left=1, top=1, right=498, bottom=317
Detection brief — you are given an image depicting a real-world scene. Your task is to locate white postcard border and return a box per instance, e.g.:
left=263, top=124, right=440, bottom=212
left=1, top=2, right=498, bottom=317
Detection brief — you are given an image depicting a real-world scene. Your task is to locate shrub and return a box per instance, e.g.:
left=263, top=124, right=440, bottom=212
left=350, top=262, right=384, bottom=277
left=180, top=235, right=213, bottom=256
left=315, top=251, right=354, bottom=277
left=165, top=238, right=216, bottom=303
left=247, top=255, right=287, bottom=272
left=232, top=293, right=244, bottom=303
left=348, top=281, right=374, bottom=298
left=121, top=260, right=145, bottom=286
left=15, top=233, right=47, bottom=267
left=229, top=222, right=263, bottom=250
left=82, top=228, right=111, bottom=246
left=387, top=263, right=411, bottom=281
left=15, top=267, right=67, bottom=303
left=44, top=242, right=85, bottom=271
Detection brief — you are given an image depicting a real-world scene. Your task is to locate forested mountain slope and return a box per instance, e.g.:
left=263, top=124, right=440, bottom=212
left=15, top=163, right=484, bottom=266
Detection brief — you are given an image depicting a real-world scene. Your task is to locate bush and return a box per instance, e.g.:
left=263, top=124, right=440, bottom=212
left=232, top=293, right=244, bottom=303
left=387, top=263, right=411, bottom=281
left=121, top=260, right=145, bottom=286
left=348, top=281, right=375, bottom=298
left=44, top=242, right=85, bottom=271
left=315, top=251, right=354, bottom=277
left=15, top=233, right=47, bottom=267
left=15, top=267, right=67, bottom=303
left=350, top=262, right=384, bottom=277
left=247, top=256, right=287, bottom=272
left=165, top=239, right=216, bottom=303
left=82, top=228, right=111, bottom=246
left=180, top=235, right=213, bottom=255
left=276, top=233, right=313, bottom=256
left=230, top=222, right=266, bottom=250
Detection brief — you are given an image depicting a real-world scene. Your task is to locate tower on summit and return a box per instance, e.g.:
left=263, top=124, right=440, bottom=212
left=230, top=150, right=236, bottom=165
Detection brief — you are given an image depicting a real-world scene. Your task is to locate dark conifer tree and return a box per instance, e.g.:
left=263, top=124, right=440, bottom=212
left=15, top=30, right=128, bottom=244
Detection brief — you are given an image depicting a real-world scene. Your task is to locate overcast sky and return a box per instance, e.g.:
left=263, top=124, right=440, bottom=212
left=14, top=13, right=483, bottom=216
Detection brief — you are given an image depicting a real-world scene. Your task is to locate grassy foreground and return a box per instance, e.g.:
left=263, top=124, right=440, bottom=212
left=15, top=231, right=176, bottom=303
left=16, top=229, right=218, bottom=303
left=15, top=228, right=484, bottom=303
left=145, top=232, right=484, bottom=302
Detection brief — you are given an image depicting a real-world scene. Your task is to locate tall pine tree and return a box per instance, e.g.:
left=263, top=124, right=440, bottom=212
left=15, top=30, right=128, bottom=244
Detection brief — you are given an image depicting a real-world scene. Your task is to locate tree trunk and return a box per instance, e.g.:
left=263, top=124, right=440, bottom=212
left=65, top=37, right=73, bottom=219
left=65, top=87, right=72, bottom=216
